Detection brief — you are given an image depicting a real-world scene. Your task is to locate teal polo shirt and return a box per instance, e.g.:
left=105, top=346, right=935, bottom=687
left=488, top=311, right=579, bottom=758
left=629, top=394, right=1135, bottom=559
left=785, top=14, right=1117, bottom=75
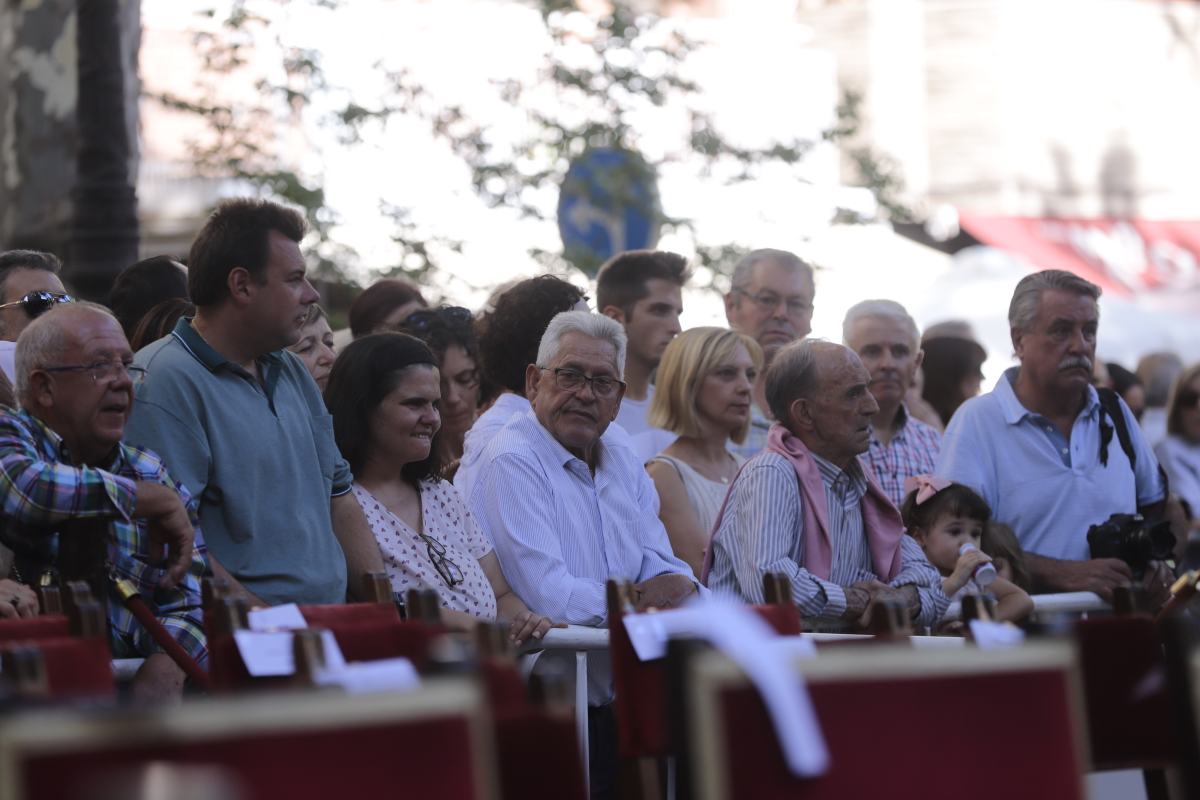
left=126, top=319, right=349, bottom=605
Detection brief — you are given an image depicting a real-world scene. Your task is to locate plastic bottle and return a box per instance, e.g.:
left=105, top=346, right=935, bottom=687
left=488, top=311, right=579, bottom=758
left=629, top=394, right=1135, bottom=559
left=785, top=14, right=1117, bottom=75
left=959, top=542, right=997, bottom=588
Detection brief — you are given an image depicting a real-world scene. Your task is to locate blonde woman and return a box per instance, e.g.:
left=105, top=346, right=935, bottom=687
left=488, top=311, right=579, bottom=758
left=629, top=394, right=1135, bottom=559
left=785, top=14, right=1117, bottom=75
left=645, top=327, right=763, bottom=576
left=1155, top=362, right=1200, bottom=532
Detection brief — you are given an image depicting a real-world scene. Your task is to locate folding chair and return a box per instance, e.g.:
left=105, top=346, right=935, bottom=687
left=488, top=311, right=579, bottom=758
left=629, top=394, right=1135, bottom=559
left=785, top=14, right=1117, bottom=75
left=0, top=583, right=113, bottom=701
left=0, top=677, right=496, bottom=800
left=681, top=641, right=1087, bottom=800
left=1073, top=612, right=1174, bottom=799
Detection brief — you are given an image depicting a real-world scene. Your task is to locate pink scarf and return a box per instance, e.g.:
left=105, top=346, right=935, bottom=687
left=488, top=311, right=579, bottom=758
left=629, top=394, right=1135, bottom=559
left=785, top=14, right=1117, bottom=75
left=765, top=424, right=903, bottom=581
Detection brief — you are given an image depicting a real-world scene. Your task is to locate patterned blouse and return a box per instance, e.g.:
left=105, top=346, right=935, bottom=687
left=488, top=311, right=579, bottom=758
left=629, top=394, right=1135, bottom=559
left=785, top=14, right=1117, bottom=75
left=352, top=479, right=498, bottom=620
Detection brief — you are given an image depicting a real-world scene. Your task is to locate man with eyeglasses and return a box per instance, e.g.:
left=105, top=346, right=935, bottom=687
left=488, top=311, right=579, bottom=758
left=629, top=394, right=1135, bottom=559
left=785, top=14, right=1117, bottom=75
left=470, top=310, right=703, bottom=799
left=723, top=248, right=815, bottom=460
left=0, top=302, right=206, bottom=703
left=0, top=250, right=73, bottom=387
left=125, top=198, right=385, bottom=608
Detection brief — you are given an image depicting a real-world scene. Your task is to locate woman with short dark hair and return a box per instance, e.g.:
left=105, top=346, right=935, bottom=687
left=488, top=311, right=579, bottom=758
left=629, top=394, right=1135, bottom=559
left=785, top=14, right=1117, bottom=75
left=324, top=332, right=556, bottom=642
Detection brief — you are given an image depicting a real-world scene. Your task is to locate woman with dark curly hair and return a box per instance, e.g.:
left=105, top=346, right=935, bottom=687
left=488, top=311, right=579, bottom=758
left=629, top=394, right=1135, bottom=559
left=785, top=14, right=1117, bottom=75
left=453, top=275, right=588, bottom=499
left=324, top=332, right=558, bottom=643
left=397, top=306, right=482, bottom=464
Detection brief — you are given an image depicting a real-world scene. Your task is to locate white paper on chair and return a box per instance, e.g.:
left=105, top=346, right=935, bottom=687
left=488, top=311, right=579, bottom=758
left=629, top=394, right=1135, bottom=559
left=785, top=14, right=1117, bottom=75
left=233, top=629, right=347, bottom=677
left=247, top=603, right=308, bottom=631
left=968, top=620, right=1026, bottom=649
left=621, top=601, right=830, bottom=777
left=314, top=657, right=421, bottom=694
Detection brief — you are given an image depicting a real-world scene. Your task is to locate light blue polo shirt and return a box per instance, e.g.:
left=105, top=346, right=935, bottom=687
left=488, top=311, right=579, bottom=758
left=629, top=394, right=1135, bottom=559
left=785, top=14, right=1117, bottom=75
left=935, top=367, right=1165, bottom=562
left=125, top=319, right=349, bottom=605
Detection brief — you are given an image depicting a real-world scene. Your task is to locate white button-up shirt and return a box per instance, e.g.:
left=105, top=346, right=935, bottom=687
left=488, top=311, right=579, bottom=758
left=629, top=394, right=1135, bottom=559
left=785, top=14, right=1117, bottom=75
left=470, top=409, right=701, bottom=702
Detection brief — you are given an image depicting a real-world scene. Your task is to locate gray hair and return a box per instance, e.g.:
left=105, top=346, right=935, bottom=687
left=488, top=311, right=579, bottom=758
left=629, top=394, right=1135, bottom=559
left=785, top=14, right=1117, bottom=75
left=842, top=299, right=920, bottom=350
left=536, top=310, right=628, bottom=379
left=730, top=248, right=813, bottom=291
left=1008, top=269, right=1101, bottom=333
left=15, top=302, right=117, bottom=401
left=764, top=338, right=826, bottom=423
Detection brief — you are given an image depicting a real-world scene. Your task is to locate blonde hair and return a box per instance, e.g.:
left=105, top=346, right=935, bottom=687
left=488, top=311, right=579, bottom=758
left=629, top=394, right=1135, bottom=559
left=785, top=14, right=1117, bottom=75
left=648, top=327, right=763, bottom=443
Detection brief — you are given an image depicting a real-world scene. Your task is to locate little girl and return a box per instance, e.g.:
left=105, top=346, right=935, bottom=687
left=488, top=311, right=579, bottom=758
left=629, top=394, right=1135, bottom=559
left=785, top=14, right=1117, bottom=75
left=901, top=475, right=1033, bottom=624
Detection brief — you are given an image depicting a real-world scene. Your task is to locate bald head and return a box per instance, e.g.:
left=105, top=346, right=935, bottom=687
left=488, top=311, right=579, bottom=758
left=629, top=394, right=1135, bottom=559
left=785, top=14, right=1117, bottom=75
left=765, top=340, right=877, bottom=466
left=16, top=303, right=124, bottom=402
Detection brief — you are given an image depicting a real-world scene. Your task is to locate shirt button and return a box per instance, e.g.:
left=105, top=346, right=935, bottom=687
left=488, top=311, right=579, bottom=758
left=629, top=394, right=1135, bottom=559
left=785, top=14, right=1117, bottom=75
left=1061, top=448, right=1068, bottom=455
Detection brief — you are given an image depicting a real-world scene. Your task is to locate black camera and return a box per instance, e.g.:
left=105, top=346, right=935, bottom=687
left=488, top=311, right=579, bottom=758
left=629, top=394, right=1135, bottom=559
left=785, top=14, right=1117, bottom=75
left=1087, top=513, right=1176, bottom=580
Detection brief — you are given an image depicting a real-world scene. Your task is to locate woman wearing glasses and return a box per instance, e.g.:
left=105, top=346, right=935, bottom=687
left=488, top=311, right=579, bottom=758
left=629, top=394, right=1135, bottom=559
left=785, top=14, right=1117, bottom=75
left=397, top=306, right=481, bottom=464
left=324, top=333, right=556, bottom=644
left=645, top=327, right=763, bottom=576
left=1156, top=362, right=1200, bottom=533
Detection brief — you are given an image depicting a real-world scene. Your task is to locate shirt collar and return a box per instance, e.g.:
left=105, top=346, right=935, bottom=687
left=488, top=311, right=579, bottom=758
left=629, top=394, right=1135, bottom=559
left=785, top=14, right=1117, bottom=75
left=996, top=366, right=1100, bottom=426
left=522, top=408, right=615, bottom=471
left=172, top=317, right=286, bottom=394
left=810, top=450, right=867, bottom=497
left=18, top=408, right=127, bottom=470
left=870, top=404, right=911, bottom=445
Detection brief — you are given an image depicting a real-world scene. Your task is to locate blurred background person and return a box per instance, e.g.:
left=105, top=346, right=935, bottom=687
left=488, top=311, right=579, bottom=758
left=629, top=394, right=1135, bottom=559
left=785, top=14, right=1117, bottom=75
left=1155, top=363, right=1200, bottom=533
left=130, top=298, right=196, bottom=351
left=348, top=277, right=428, bottom=340
left=108, top=255, right=189, bottom=342
left=398, top=306, right=481, bottom=465
left=1108, top=362, right=1146, bottom=421
left=324, top=332, right=555, bottom=643
left=1137, top=351, right=1184, bottom=447
left=645, top=327, right=762, bottom=576
left=287, top=305, right=336, bottom=391
left=920, top=327, right=987, bottom=429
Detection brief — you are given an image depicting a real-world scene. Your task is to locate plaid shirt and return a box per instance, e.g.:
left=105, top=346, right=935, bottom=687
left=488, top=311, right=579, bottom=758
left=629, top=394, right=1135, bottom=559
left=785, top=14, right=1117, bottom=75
left=0, top=408, right=208, bottom=666
left=865, top=405, right=942, bottom=508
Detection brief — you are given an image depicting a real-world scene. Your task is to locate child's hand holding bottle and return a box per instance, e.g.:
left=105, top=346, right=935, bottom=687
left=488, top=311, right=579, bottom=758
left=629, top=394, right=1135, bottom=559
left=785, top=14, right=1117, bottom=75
left=944, top=543, right=997, bottom=597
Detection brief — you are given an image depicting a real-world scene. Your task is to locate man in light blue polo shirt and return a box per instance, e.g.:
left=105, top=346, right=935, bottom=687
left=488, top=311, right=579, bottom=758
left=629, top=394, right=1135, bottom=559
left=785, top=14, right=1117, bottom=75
left=125, top=199, right=385, bottom=606
left=936, top=269, right=1167, bottom=601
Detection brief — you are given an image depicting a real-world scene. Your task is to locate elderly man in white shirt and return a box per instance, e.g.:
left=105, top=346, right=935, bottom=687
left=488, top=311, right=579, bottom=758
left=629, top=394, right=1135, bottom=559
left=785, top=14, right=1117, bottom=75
left=470, top=310, right=701, bottom=799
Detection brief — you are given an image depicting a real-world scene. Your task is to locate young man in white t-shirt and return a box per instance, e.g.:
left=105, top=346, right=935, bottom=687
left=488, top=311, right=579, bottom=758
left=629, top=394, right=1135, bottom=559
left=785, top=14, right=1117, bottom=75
left=596, top=251, right=689, bottom=456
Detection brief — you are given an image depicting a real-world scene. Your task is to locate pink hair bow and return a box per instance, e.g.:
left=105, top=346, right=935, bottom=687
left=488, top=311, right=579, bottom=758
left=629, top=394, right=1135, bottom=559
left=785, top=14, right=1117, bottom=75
left=904, top=474, right=951, bottom=505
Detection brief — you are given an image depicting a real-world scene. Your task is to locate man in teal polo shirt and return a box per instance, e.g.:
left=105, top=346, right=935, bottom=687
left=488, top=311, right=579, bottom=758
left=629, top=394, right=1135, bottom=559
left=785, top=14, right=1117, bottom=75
left=125, top=199, right=384, bottom=606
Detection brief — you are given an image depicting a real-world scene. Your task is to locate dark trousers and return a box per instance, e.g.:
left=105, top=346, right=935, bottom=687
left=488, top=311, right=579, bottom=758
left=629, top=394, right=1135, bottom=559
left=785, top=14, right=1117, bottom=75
left=588, top=703, right=618, bottom=800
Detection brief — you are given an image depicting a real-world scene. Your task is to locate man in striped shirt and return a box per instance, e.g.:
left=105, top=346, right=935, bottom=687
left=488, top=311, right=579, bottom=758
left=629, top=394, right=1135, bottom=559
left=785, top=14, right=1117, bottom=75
left=843, top=300, right=941, bottom=508
left=0, top=303, right=204, bottom=703
left=706, top=340, right=947, bottom=629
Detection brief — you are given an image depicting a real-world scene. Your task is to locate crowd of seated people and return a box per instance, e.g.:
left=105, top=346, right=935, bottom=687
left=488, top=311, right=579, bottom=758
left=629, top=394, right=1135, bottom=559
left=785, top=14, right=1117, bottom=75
left=0, top=197, right=1196, bottom=796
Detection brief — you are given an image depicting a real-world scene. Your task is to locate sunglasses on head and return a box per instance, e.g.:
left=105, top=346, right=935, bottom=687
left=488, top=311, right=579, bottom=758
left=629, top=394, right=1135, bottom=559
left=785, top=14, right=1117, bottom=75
left=0, top=290, right=74, bottom=318
left=400, top=306, right=473, bottom=333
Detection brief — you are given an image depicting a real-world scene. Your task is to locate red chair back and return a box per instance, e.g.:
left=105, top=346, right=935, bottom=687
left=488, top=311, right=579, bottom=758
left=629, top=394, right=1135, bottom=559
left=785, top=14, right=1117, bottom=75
left=750, top=603, right=803, bottom=636
left=0, top=615, right=70, bottom=644
left=1, top=679, right=493, bottom=800
left=494, top=708, right=586, bottom=800
left=1, top=635, right=115, bottom=700
left=685, top=642, right=1085, bottom=800
left=1075, top=615, right=1175, bottom=769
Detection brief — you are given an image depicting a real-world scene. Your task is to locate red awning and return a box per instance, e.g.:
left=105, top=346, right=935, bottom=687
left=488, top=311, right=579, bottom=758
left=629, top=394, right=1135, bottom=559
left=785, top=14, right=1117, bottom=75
left=956, top=214, right=1200, bottom=296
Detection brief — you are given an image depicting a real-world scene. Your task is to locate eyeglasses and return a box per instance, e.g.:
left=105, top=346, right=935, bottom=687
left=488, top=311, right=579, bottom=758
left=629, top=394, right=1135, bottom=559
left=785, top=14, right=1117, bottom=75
left=538, top=367, right=625, bottom=399
left=42, top=360, right=146, bottom=386
left=733, top=288, right=813, bottom=317
left=401, top=306, right=473, bottom=333
left=419, top=532, right=464, bottom=588
left=0, top=290, right=74, bottom=318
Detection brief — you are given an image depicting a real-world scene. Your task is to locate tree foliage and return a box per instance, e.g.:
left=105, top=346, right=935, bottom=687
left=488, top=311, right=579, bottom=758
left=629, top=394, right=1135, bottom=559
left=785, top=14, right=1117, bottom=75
left=147, top=0, right=908, bottom=289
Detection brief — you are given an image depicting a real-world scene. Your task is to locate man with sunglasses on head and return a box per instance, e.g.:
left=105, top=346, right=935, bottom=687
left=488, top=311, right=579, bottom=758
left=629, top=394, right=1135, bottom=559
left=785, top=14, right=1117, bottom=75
left=0, top=302, right=205, bottom=703
left=723, top=248, right=816, bottom=460
left=125, top=199, right=385, bottom=609
left=0, top=250, right=73, bottom=388
left=470, top=310, right=703, bottom=800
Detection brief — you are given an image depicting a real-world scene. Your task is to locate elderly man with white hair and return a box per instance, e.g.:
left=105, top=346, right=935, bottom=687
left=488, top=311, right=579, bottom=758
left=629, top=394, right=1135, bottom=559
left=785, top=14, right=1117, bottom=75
left=0, top=302, right=205, bottom=703
left=843, top=299, right=941, bottom=508
left=469, top=310, right=702, bottom=799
